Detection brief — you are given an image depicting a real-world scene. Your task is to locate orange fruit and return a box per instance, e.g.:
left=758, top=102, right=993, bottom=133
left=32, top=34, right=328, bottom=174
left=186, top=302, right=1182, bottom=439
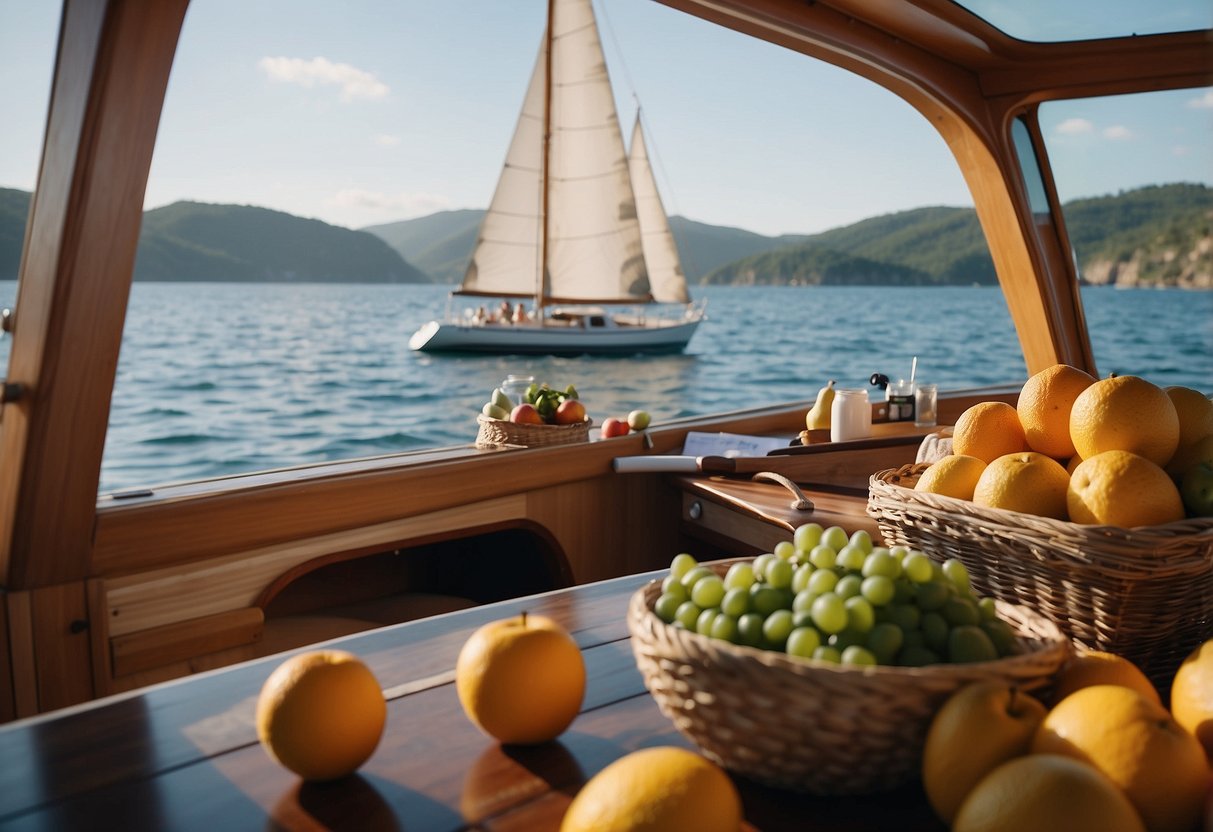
left=972, top=451, right=1070, bottom=519
left=1065, top=454, right=1084, bottom=475
left=1052, top=649, right=1161, bottom=707
left=1171, top=638, right=1213, bottom=760
left=456, top=612, right=586, bottom=745
left=255, top=649, right=387, bottom=781
left=953, top=754, right=1145, bottom=832
left=914, top=455, right=987, bottom=501
left=560, top=746, right=743, bottom=832
left=953, top=401, right=1030, bottom=463
left=1067, top=450, right=1184, bottom=527
left=1033, top=684, right=1208, bottom=832
left=1069, top=375, right=1180, bottom=467
left=1017, top=364, right=1096, bottom=459
left=1166, top=385, right=1213, bottom=459
left=1168, top=432, right=1213, bottom=481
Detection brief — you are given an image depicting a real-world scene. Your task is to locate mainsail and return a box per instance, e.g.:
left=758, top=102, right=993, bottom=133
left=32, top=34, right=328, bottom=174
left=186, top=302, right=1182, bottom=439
left=460, top=0, right=691, bottom=308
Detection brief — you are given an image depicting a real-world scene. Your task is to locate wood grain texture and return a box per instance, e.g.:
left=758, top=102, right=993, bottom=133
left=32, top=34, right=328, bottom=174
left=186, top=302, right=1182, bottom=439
left=30, top=582, right=94, bottom=712
left=0, top=592, right=13, bottom=723
left=111, top=607, right=265, bottom=678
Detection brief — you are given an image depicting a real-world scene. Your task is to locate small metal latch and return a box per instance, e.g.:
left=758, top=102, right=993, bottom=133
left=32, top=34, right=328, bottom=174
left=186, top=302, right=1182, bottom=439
left=688, top=500, right=703, bottom=520
left=69, top=619, right=89, bottom=634
left=1, top=381, right=26, bottom=404
left=1, top=308, right=12, bottom=334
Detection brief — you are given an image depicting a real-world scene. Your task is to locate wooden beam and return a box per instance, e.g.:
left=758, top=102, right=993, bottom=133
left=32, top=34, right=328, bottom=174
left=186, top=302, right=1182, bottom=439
left=30, top=582, right=94, bottom=712
left=0, top=0, right=188, bottom=588
left=5, top=590, right=37, bottom=719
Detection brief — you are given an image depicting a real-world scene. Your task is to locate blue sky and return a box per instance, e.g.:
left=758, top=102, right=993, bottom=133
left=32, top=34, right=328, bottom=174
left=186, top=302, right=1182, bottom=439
left=2, top=0, right=1210, bottom=237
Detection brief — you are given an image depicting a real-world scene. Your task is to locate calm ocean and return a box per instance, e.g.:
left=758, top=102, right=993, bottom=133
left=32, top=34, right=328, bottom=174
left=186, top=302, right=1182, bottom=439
left=0, top=281, right=1208, bottom=493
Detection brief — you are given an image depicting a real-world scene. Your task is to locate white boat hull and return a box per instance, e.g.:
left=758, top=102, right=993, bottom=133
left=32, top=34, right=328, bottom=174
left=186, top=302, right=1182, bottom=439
left=409, top=314, right=702, bottom=355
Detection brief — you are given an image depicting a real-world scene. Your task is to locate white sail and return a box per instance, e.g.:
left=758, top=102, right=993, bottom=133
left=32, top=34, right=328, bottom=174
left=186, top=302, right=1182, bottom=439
left=628, top=115, right=690, bottom=304
left=462, top=0, right=653, bottom=305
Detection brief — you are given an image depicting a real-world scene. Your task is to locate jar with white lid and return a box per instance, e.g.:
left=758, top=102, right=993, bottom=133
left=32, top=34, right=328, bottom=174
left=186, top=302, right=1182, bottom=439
left=830, top=388, right=871, bottom=442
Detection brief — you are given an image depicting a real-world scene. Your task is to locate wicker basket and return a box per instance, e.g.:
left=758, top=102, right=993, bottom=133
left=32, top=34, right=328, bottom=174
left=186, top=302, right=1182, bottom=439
left=475, top=414, right=590, bottom=449
left=627, top=559, right=1069, bottom=795
left=868, top=463, right=1213, bottom=689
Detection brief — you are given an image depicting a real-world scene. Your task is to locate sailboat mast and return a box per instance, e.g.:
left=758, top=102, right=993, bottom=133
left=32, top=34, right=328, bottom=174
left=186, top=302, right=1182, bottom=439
left=538, top=0, right=556, bottom=318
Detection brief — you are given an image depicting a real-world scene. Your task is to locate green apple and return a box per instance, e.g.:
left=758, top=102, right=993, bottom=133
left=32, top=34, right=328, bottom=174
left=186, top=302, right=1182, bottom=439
left=627, top=409, right=651, bottom=431
left=1181, top=461, right=1213, bottom=517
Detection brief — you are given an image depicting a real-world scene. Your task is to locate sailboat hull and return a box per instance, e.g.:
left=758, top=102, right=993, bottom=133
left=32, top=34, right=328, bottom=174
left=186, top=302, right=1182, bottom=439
left=409, top=315, right=702, bottom=355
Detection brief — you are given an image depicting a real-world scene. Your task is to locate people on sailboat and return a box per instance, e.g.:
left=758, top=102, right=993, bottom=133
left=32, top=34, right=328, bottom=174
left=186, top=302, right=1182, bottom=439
left=512, top=303, right=530, bottom=324
left=472, top=305, right=488, bottom=325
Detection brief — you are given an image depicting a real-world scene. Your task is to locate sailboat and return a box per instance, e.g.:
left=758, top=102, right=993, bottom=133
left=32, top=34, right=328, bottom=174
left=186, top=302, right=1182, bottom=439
left=408, top=0, right=705, bottom=355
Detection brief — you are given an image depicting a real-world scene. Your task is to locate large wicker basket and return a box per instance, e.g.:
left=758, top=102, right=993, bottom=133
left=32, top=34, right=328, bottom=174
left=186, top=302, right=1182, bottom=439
left=868, top=463, right=1213, bottom=689
left=475, top=414, right=590, bottom=448
left=627, top=559, right=1069, bottom=795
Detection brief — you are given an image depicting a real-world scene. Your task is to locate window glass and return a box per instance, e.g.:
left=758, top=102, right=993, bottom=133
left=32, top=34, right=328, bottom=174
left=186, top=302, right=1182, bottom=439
left=950, top=0, right=1211, bottom=43
left=1038, top=90, right=1213, bottom=387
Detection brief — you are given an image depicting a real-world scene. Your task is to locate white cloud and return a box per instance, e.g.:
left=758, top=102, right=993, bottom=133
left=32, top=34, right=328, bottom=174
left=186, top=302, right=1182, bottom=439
left=1186, top=90, right=1213, bottom=109
left=333, top=189, right=451, bottom=217
left=258, top=56, right=389, bottom=102
left=1055, top=118, right=1094, bottom=135
left=1102, top=125, right=1132, bottom=140
left=1172, top=145, right=1192, bottom=157
left=373, top=134, right=401, bottom=147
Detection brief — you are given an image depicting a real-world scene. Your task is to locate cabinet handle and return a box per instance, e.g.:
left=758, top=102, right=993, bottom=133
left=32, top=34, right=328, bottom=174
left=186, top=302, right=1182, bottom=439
left=752, top=472, right=814, bottom=511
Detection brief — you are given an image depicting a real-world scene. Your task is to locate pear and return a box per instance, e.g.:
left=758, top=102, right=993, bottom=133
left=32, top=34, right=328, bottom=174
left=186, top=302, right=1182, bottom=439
left=491, top=387, right=513, bottom=411
left=806, top=380, right=836, bottom=430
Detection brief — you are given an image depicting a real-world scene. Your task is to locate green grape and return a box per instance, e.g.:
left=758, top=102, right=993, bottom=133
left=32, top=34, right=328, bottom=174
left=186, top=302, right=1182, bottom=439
left=942, top=558, right=972, bottom=593
left=786, top=626, right=822, bottom=658
left=674, top=601, right=702, bottom=629
left=751, top=553, right=776, bottom=580
left=981, top=619, right=1019, bottom=656
left=809, top=543, right=838, bottom=570
left=834, top=574, right=863, bottom=600
left=848, top=529, right=874, bottom=555
left=691, top=575, right=726, bottom=608
left=773, top=540, right=796, bottom=561
left=841, top=645, right=878, bottom=666
left=737, top=613, right=766, bottom=647
left=862, top=550, right=902, bottom=579
left=793, top=522, right=823, bottom=553
left=696, top=608, right=718, bottom=635
left=898, top=645, right=941, bottom=667
left=765, top=557, right=794, bottom=589
left=902, top=552, right=934, bottom=584
left=670, top=552, right=698, bottom=580
left=654, top=592, right=683, bottom=623
left=892, top=578, right=916, bottom=604
left=792, top=610, right=816, bottom=629
left=720, top=587, right=750, bottom=618
left=724, top=562, right=755, bottom=590
left=947, top=625, right=999, bottom=663
left=978, top=597, right=998, bottom=621
left=807, top=568, right=839, bottom=595
left=822, top=525, right=850, bottom=551
left=866, top=622, right=904, bottom=663
left=915, top=580, right=950, bottom=611
left=830, top=628, right=867, bottom=651
left=751, top=586, right=789, bottom=616
left=763, top=609, right=795, bottom=646
left=680, top=565, right=714, bottom=589
left=921, top=611, right=949, bottom=654
left=661, top=575, right=689, bottom=602
left=844, top=596, right=875, bottom=633
left=810, top=592, right=848, bottom=634
left=901, top=629, right=926, bottom=650
left=886, top=603, right=921, bottom=632
left=812, top=645, right=843, bottom=663
left=888, top=545, right=911, bottom=561
left=710, top=614, right=740, bottom=643
left=942, top=596, right=980, bottom=627
left=792, top=564, right=815, bottom=593
left=837, top=544, right=867, bottom=572
left=860, top=575, right=895, bottom=606
left=792, top=590, right=818, bottom=613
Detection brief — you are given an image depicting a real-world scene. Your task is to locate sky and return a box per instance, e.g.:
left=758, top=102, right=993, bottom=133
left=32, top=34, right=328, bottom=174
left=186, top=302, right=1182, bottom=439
left=1, top=0, right=1211, bottom=238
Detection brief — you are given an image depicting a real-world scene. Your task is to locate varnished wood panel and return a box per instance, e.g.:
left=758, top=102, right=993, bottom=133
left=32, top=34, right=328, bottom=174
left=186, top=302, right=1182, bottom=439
left=111, top=607, right=265, bottom=678
left=30, top=582, right=93, bottom=712
left=0, top=592, right=13, bottom=723
left=5, top=590, right=37, bottom=718
left=86, top=577, right=112, bottom=699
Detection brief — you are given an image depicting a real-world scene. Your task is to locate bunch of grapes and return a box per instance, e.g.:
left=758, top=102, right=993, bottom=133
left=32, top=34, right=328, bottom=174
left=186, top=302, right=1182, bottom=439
left=652, top=524, right=1019, bottom=667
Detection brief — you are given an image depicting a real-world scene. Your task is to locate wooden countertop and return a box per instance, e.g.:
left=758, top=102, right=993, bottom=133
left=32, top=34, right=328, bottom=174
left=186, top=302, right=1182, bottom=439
left=0, top=571, right=946, bottom=830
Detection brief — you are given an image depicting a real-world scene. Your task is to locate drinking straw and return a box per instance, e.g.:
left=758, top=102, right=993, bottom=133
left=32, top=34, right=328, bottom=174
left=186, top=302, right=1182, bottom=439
left=910, top=356, right=918, bottom=387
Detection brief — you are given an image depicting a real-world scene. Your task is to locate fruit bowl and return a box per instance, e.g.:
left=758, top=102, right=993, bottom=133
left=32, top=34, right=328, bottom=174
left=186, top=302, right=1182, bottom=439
left=626, top=558, right=1069, bottom=795
left=868, top=463, right=1213, bottom=689
left=474, top=414, right=591, bottom=449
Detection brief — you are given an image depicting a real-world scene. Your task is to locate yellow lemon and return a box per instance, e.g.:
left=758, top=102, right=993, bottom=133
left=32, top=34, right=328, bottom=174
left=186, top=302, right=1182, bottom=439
left=1051, top=649, right=1161, bottom=707
left=953, top=401, right=1030, bottom=464
left=1067, top=450, right=1184, bottom=527
left=953, top=754, right=1145, bottom=832
left=1171, top=638, right=1213, bottom=760
left=255, top=649, right=387, bottom=781
left=1017, top=363, right=1096, bottom=459
left=1069, top=375, right=1180, bottom=467
left=914, top=454, right=987, bottom=501
left=560, top=747, right=743, bottom=832
left=1033, top=684, right=1208, bottom=832
left=972, top=451, right=1070, bottom=519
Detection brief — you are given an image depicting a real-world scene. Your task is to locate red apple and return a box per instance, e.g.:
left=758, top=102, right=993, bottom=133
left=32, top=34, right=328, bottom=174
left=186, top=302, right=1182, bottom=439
left=554, top=398, right=587, bottom=425
left=600, top=417, right=629, bottom=438
left=510, top=403, right=544, bottom=425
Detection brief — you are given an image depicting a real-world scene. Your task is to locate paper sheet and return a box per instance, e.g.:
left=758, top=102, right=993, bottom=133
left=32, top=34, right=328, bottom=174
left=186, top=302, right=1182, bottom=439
left=681, top=431, right=790, bottom=458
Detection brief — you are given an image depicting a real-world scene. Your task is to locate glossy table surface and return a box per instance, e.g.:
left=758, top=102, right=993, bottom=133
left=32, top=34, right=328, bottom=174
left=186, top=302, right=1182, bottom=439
left=0, top=570, right=946, bottom=830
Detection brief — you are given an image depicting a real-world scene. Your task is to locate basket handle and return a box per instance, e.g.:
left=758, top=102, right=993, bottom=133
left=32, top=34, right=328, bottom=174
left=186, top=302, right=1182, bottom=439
left=752, top=472, right=814, bottom=511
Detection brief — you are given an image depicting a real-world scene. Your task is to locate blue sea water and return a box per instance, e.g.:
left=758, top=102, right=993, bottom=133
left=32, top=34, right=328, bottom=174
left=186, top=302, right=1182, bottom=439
left=0, top=281, right=1208, bottom=493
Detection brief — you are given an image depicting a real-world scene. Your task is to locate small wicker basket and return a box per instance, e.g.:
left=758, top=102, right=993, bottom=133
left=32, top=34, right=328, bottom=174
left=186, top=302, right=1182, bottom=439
left=627, top=559, right=1069, bottom=795
left=475, top=414, right=590, bottom=449
left=868, top=463, right=1213, bottom=689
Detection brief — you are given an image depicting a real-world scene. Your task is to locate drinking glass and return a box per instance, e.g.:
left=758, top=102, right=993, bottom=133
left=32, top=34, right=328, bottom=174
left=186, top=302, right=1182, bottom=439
left=914, top=383, right=938, bottom=428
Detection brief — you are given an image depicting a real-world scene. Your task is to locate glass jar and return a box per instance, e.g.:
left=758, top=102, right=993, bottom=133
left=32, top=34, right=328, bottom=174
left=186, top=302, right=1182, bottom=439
left=887, top=379, right=915, bottom=422
left=831, top=388, right=871, bottom=442
left=500, top=374, right=534, bottom=408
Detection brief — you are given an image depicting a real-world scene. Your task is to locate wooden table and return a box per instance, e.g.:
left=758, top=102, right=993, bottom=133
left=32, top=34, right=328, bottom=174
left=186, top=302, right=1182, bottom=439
left=0, top=571, right=946, bottom=830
